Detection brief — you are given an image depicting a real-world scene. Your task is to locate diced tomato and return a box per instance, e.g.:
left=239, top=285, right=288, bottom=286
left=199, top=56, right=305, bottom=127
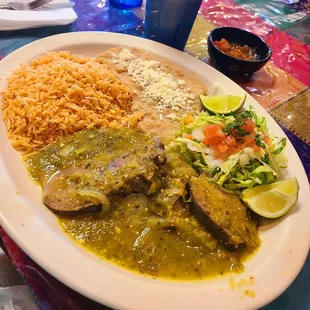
left=241, top=119, right=255, bottom=132
left=244, top=135, right=255, bottom=145
left=203, top=135, right=223, bottom=146
left=184, top=114, right=195, bottom=125
left=183, top=134, right=193, bottom=140
left=225, top=135, right=236, bottom=146
left=227, top=146, right=241, bottom=155
left=202, top=137, right=209, bottom=145
left=227, top=147, right=234, bottom=155
left=231, top=129, right=238, bottom=136
left=264, top=136, right=271, bottom=145
left=218, top=142, right=229, bottom=153
left=203, top=124, right=225, bottom=146
left=252, top=143, right=261, bottom=152
left=214, top=150, right=226, bottom=159
left=236, top=140, right=246, bottom=149
left=255, top=133, right=271, bottom=146
left=234, top=147, right=242, bottom=154
left=203, top=124, right=224, bottom=137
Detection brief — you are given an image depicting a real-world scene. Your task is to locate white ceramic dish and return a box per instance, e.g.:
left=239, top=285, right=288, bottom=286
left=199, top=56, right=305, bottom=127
left=0, top=32, right=309, bottom=310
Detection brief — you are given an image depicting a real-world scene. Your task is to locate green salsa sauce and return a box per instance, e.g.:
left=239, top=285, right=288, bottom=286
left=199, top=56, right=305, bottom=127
left=24, top=128, right=259, bottom=281
left=59, top=196, right=248, bottom=280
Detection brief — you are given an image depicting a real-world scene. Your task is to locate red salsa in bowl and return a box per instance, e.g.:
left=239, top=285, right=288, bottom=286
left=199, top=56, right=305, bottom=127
left=213, top=38, right=257, bottom=61
left=208, top=27, right=272, bottom=76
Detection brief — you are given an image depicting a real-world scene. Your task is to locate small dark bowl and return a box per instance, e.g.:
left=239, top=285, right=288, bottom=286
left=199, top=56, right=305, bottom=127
left=208, top=27, right=272, bottom=76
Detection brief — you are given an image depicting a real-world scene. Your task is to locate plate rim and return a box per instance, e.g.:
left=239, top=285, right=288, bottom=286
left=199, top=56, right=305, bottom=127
left=0, top=31, right=309, bottom=310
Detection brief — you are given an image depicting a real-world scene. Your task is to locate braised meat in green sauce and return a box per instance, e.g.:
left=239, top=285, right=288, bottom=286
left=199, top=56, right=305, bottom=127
left=191, top=175, right=259, bottom=249
left=25, top=128, right=165, bottom=212
left=24, top=128, right=260, bottom=280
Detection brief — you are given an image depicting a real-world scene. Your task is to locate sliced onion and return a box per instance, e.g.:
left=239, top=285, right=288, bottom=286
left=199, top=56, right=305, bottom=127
left=186, top=141, right=201, bottom=152
left=202, top=147, right=212, bottom=154
left=243, top=147, right=255, bottom=158
left=176, top=137, right=209, bottom=164
left=206, top=155, right=223, bottom=168
left=76, top=190, right=110, bottom=211
left=239, top=153, right=250, bottom=166
left=191, top=127, right=205, bottom=141
left=44, top=168, right=92, bottom=196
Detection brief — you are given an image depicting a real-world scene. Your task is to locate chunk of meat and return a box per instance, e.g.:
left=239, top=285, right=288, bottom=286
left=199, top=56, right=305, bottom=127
left=43, top=168, right=107, bottom=212
left=190, top=175, right=259, bottom=249
left=43, top=137, right=165, bottom=213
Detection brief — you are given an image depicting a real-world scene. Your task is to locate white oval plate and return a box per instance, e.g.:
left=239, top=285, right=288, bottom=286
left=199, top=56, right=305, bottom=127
left=0, top=32, right=309, bottom=310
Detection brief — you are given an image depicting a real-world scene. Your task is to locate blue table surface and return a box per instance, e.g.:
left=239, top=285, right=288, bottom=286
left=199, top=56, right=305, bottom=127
left=0, top=1, right=309, bottom=309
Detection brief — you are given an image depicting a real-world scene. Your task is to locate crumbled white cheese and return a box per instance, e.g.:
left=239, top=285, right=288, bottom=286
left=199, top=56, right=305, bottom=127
left=112, top=49, right=196, bottom=120
left=118, top=49, right=136, bottom=61
left=166, top=113, right=177, bottom=120
left=178, top=79, right=186, bottom=86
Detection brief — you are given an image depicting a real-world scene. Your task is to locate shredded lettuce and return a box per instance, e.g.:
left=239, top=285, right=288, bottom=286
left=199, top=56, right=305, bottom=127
left=174, top=107, right=287, bottom=192
left=209, top=150, right=277, bottom=189
left=226, top=179, right=256, bottom=189
left=178, top=111, right=234, bottom=137
left=271, top=137, right=287, bottom=155
left=215, top=152, right=241, bottom=186
left=191, top=113, right=234, bottom=128
left=176, top=138, right=209, bottom=165
left=250, top=165, right=277, bottom=184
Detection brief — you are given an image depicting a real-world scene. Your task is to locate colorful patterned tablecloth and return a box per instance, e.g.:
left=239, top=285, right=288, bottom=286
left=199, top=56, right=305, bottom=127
left=0, top=0, right=309, bottom=309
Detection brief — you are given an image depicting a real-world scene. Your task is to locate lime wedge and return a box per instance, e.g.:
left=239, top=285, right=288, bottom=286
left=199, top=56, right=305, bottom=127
left=200, top=93, right=246, bottom=114
left=241, top=178, right=299, bottom=218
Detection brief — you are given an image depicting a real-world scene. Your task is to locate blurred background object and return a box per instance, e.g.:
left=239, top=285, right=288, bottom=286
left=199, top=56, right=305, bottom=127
left=110, top=0, right=142, bottom=9
left=145, top=0, right=203, bottom=50
left=0, top=248, right=38, bottom=309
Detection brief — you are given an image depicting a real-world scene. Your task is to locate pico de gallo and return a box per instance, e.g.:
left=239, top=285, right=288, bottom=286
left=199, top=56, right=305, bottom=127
left=174, top=106, right=287, bottom=192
